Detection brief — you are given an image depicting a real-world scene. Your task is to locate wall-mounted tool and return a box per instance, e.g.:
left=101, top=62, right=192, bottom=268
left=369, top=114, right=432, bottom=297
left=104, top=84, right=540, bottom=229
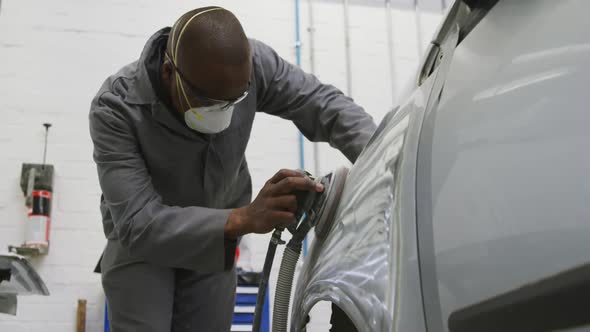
left=252, top=166, right=349, bottom=332
left=9, top=123, right=54, bottom=256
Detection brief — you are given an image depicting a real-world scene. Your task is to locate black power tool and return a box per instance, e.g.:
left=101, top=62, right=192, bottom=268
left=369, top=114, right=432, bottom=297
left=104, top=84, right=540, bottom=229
left=252, top=167, right=349, bottom=332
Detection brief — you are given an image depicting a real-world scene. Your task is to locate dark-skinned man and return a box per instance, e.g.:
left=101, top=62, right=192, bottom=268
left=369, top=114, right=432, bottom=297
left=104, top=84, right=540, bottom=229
left=89, top=6, right=376, bottom=332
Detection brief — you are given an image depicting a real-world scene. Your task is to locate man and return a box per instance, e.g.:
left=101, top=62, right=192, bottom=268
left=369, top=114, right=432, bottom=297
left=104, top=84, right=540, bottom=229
left=89, top=6, right=376, bottom=332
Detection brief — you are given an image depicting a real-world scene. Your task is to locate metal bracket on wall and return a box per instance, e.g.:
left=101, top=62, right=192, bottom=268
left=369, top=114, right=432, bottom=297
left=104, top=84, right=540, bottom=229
left=7, top=246, right=44, bottom=257
left=19, top=163, right=54, bottom=206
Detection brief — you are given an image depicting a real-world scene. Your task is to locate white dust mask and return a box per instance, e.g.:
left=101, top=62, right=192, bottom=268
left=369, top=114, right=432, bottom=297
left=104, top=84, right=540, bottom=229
left=184, top=105, right=235, bottom=134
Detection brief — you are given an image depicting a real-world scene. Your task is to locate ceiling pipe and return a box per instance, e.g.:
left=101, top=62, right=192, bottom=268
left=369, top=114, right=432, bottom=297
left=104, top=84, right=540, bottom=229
left=307, top=0, right=317, bottom=75
left=294, top=0, right=304, bottom=174
left=306, top=0, right=321, bottom=179
left=294, top=0, right=310, bottom=258
left=343, top=0, right=353, bottom=96
left=385, top=0, right=397, bottom=106
left=414, top=0, right=425, bottom=58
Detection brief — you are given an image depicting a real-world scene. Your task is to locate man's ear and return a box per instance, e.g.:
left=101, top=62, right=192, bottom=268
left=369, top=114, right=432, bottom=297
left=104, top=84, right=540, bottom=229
left=161, top=60, right=173, bottom=83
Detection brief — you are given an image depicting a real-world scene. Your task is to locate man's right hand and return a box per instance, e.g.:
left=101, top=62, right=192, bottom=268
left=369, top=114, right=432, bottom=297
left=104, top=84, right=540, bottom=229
left=224, top=169, right=324, bottom=239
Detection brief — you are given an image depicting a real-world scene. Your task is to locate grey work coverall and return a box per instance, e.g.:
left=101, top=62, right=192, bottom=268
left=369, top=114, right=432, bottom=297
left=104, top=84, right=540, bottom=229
left=89, top=28, right=376, bottom=332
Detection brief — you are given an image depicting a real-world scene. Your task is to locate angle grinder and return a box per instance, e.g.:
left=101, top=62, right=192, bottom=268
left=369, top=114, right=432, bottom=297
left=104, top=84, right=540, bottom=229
left=252, top=166, right=349, bottom=332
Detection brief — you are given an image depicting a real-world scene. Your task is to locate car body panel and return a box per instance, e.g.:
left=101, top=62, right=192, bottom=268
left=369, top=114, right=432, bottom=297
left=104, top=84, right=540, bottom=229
left=291, top=22, right=459, bottom=330
left=291, top=107, right=409, bottom=331
left=416, top=0, right=590, bottom=331
left=293, top=0, right=590, bottom=331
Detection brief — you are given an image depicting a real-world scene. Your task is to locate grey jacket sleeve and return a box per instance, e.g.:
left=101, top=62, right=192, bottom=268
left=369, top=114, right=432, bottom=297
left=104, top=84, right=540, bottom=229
left=89, top=99, right=231, bottom=273
left=253, top=39, right=377, bottom=163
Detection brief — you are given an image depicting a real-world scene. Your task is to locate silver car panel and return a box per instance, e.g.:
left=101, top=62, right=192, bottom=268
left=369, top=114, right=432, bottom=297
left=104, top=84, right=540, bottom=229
left=291, top=22, right=459, bottom=330
left=417, top=0, right=590, bottom=331
left=291, top=106, right=410, bottom=331
left=294, top=1, right=590, bottom=331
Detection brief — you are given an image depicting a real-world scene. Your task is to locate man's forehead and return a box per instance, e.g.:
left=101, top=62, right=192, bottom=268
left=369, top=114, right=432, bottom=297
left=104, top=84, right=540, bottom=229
left=169, top=8, right=250, bottom=67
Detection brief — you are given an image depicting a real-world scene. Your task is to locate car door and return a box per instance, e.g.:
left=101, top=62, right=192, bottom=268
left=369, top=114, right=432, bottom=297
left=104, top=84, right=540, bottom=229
left=416, top=1, right=590, bottom=331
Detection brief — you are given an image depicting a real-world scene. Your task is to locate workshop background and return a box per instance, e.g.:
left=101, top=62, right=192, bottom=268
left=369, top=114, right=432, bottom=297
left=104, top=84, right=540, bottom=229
left=0, top=0, right=445, bottom=331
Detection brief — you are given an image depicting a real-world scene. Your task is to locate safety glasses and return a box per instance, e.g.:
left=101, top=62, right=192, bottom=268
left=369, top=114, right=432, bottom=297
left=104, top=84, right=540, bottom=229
left=165, top=52, right=250, bottom=110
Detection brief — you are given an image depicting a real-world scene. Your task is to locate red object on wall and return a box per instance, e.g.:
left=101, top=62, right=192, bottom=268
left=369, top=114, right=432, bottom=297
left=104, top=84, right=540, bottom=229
left=25, top=190, right=52, bottom=251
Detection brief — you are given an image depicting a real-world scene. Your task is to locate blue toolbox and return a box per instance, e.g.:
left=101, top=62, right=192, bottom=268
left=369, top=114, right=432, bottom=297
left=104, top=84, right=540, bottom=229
left=232, top=270, right=269, bottom=332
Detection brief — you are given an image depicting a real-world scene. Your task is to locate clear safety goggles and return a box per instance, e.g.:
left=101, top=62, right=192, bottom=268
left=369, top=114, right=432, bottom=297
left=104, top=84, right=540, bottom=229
left=166, top=52, right=250, bottom=111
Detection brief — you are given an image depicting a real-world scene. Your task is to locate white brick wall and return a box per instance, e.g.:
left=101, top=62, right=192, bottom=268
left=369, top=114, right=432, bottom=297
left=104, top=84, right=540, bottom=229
left=0, top=0, right=442, bottom=330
